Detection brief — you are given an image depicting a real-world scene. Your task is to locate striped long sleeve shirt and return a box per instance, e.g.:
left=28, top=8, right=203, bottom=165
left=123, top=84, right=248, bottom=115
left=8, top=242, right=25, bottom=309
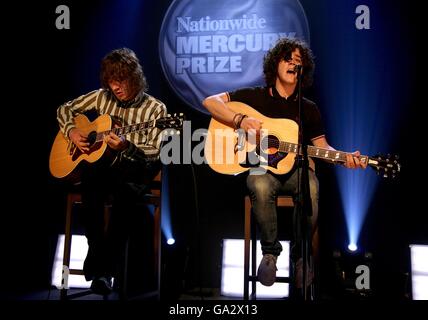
left=57, top=89, right=167, bottom=163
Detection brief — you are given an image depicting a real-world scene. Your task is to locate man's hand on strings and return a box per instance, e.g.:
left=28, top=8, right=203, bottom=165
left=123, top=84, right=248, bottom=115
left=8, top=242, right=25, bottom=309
left=104, top=125, right=129, bottom=151
left=344, top=151, right=368, bottom=169
left=69, top=128, right=90, bottom=152
left=240, top=117, right=264, bottom=137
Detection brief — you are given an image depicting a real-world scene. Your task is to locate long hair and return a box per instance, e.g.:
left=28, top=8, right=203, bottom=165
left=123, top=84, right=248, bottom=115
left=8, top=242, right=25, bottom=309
left=263, top=38, right=315, bottom=88
left=100, top=48, right=147, bottom=97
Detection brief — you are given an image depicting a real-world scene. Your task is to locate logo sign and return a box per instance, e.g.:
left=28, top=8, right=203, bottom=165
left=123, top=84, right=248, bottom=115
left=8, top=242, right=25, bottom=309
left=159, top=0, right=309, bottom=114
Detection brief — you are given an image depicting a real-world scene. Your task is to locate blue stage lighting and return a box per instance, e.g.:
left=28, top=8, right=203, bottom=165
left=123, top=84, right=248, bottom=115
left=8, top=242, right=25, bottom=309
left=348, top=243, right=358, bottom=252
left=160, top=165, right=174, bottom=244
left=314, top=1, right=402, bottom=252
left=167, top=238, right=176, bottom=245
left=145, top=165, right=174, bottom=245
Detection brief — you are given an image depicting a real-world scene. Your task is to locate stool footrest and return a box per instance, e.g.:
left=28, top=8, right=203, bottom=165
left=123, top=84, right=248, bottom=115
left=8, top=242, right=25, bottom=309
left=248, top=275, right=290, bottom=283
left=274, top=276, right=290, bottom=283
left=69, top=269, right=85, bottom=275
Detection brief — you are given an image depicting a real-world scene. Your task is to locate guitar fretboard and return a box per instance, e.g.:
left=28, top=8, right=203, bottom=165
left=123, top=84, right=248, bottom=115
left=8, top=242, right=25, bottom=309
left=278, top=141, right=368, bottom=164
left=94, top=119, right=156, bottom=142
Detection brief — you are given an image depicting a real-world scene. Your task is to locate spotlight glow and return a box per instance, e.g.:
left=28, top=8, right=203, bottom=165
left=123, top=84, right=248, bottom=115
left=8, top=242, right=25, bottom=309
left=348, top=243, right=358, bottom=252
left=160, top=165, right=174, bottom=244
left=317, top=1, right=400, bottom=259
left=167, top=238, right=175, bottom=245
left=147, top=165, right=174, bottom=245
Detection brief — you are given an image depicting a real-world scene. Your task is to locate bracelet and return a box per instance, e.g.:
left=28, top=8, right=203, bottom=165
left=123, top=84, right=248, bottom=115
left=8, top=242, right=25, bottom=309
left=236, top=114, right=248, bottom=129
left=232, top=113, right=243, bottom=129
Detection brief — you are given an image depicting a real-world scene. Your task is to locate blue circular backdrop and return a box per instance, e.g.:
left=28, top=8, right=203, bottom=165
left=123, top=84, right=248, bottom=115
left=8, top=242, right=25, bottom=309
left=159, top=0, right=309, bottom=113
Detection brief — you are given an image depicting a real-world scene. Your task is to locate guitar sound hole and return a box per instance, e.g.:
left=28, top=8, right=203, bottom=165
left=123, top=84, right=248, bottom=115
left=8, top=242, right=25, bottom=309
left=260, top=135, right=280, bottom=154
left=87, top=131, right=97, bottom=147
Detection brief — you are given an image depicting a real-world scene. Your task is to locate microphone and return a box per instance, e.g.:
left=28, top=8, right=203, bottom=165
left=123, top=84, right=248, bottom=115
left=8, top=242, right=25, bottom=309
left=293, top=64, right=302, bottom=73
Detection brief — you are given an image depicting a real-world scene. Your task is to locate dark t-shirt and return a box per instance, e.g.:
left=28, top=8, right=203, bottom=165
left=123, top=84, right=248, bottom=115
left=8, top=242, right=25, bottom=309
left=228, top=86, right=325, bottom=146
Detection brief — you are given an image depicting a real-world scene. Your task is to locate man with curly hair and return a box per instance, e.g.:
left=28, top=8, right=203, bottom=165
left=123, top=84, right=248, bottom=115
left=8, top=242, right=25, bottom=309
left=203, top=38, right=366, bottom=292
left=56, top=48, right=167, bottom=295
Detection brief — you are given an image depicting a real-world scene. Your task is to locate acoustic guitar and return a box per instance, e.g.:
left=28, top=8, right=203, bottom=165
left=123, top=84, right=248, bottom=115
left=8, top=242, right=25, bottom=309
left=49, top=113, right=184, bottom=179
left=204, top=102, right=400, bottom=178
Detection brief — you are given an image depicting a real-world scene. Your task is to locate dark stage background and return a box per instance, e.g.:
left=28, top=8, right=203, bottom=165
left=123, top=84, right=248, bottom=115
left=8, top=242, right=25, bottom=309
left=1, top=0, right=427, bottom=301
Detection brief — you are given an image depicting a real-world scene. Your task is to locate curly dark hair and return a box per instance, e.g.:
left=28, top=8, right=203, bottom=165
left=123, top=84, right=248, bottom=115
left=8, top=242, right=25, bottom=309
left=263, top=38, right=315, bottom=88
left=100, top=48, right=147, bottom=97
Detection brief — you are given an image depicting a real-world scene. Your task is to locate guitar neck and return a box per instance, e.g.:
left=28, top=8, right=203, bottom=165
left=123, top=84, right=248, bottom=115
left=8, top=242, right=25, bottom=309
left=278, top=141, right=369, bottom=165
left=94, top=118, right=157, bottom=142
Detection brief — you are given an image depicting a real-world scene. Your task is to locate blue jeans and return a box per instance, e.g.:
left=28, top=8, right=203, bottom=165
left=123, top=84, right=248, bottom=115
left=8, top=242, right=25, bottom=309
left=246, top=168, right=319, bottom=258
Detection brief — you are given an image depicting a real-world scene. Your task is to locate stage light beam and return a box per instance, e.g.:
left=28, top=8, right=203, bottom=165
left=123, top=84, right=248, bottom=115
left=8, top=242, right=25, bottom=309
left=348, top=243, right=358, bottom=252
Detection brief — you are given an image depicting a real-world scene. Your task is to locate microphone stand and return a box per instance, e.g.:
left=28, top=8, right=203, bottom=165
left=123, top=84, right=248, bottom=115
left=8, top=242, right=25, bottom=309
left=294, top=65, right=313, bottom=301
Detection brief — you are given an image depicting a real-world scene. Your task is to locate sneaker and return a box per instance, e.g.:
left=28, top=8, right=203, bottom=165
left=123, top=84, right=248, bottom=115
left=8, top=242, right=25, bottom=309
left=90, top=276, right=113, bottom=295
left=294, top=258, right=314, bottom=289
left=257, top=254, right=278, bottom=286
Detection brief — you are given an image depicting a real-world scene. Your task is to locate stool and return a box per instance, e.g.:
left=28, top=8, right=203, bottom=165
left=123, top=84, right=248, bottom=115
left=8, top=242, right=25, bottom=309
left=243, top=194, right=294, bottom=300
left=59, top=188, right=112, bottom=300
left=59, top=171, right=162, bottom=300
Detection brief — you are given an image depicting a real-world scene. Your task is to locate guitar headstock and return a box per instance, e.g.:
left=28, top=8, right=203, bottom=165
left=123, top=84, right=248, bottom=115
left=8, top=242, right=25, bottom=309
left=156, top=113, right=185, bottom=131
left=369, top=154, right=401, bottom=179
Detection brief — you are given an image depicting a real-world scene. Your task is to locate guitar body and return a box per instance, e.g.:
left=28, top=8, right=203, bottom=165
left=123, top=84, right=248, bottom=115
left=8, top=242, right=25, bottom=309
left=204, top=101, right=298, bottom=175
left=49, top=114, right=112, bottom=179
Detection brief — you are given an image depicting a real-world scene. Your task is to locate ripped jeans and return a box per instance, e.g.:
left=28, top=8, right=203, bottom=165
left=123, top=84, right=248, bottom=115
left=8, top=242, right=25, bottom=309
left=246, top=167, right=319, bottom=259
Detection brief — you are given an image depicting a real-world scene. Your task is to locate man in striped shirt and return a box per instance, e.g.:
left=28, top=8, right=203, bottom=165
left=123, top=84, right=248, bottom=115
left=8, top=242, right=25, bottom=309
left=56, top=48, right=167, bottom=295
